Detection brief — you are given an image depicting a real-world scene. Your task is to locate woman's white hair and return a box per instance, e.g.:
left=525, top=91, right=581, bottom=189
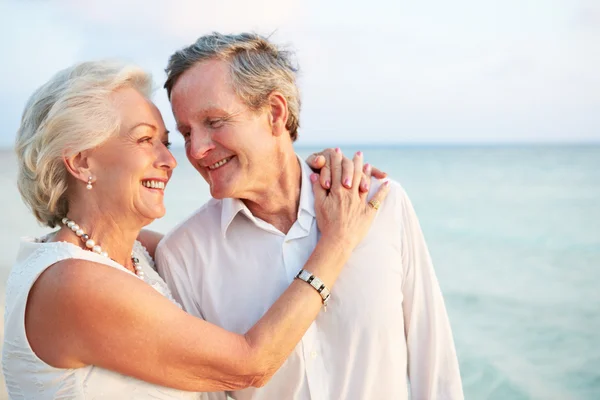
left=15, top=60, right=153, bottom=228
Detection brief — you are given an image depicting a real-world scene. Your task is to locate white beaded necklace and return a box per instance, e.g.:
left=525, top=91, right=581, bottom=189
left=61, top=217, right=144, bottom=279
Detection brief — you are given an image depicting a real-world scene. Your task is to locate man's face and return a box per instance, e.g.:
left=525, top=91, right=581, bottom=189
left=170, top=59, right=277, bottom=199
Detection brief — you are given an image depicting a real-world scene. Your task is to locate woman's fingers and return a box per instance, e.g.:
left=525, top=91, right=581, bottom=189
left=341, top=153, right=355, bottom=189
left=329, top=148, right=344, bottom=193
left=366, top=180, right=391, bottom=213
left=359, top=163, right=371, bottom=194
left=310, top=172, right=326, bottom=205
left=312, top=164, right=391, bottom=251
left=305, top=152, right=330, bottom=190
left=359, top=162, right=388, bottom=194
left=351, top=151, right=364, bottom=190
left=319, top=156, right=332, bottom=190
left=310, top=148, right=383, bottom=191
left=306, top=153, right=326, bottom=171
left=370, top=166, right=387, bottom=180
left=312, top=149, right=337, bottom=190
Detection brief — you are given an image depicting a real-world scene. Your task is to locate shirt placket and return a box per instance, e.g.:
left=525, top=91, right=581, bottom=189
left=301, top=323, right=330, bottom=400
left=282, top=216, right=330, bottom=400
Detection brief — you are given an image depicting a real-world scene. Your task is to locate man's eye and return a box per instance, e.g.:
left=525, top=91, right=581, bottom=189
left=208, top=119, right=224, bottom=128
left=163, top=141, right=172, bottom=149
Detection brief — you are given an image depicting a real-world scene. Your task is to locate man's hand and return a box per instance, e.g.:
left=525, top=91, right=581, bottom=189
left=306, top=148, right=388, bottom=193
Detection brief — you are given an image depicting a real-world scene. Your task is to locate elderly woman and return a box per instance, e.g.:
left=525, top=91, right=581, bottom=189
left=2, top=61, right=389, bottom=398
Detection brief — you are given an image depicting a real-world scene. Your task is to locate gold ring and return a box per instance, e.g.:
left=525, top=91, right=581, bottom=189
left=368, top=199, right=381, bottom=210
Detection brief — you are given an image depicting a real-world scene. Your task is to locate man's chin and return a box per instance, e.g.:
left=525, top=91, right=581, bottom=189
left=209, top=176, right=244, bottom=199
left=209, top=185, right=232, bottom=200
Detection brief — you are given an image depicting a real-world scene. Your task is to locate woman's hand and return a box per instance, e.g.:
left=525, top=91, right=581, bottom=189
left=306, top=148, right=387, bottom=193
left=311, top=148, right=390, bottom=250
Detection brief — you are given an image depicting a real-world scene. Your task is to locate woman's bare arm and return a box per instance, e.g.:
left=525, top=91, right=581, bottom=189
left=25, top=151, right=390, bottom=391
left=26, top=236, right=350, bottom=391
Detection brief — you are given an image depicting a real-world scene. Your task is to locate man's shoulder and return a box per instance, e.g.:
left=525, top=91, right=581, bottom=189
left=158, top=198, right=224, bottom=250
left=369, top=177, right=410, bottom=211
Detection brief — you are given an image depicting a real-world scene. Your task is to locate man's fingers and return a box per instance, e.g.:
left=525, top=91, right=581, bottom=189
left=366, top=180, right=391, bottom=213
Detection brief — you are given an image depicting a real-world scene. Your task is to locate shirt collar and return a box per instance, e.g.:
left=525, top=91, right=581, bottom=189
left=296, top=156, right=317, bottom=230
left=220, top=155, right=316, bottom=238
left=220, top=196, right=247, bottom=238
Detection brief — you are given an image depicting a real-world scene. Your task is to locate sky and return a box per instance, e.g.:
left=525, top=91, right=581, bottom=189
left=0, top=0, right=598, bottom=147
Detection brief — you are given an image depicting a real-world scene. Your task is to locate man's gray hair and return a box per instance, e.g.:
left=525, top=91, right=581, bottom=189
left=164, top=32, right=301, bottom=141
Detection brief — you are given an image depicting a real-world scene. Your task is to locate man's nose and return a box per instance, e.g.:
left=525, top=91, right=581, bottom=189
left=188, top=130, right=215, bottom=160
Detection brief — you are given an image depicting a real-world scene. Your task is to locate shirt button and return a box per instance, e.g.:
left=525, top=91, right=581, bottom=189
left=311, top=351, right=318, bottom=359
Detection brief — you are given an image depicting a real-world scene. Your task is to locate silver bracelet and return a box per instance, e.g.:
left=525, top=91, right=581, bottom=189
left=295, top=269, right=331, bottom=310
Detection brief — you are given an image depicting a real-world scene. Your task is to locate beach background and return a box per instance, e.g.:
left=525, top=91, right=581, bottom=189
left=1, top=145, right=599, bottom=399
left=1, top=0, right=600, bottom=398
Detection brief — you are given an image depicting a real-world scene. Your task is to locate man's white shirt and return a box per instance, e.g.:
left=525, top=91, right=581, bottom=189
left=156, top=158, right=464, bottom=400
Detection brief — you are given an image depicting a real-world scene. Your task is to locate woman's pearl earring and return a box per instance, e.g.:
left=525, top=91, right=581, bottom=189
left=86, top=176, right=93, bottom=190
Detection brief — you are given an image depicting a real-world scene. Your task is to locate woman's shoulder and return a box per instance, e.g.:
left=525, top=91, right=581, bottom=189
left=17, top=248, right=128, bottom=301
left=8, top=237, right=133, bottom=296
left=7, top=238, right=86, bottom=294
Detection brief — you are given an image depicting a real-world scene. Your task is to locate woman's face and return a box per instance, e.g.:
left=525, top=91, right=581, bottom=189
left=84, top=87, right=177, bottom=226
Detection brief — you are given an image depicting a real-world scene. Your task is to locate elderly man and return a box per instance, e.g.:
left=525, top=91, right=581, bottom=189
left=156, top=32, right=463, bottom=399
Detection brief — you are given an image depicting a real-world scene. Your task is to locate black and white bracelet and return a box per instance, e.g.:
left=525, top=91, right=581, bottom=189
left=295, top=269, right=331, bottom=310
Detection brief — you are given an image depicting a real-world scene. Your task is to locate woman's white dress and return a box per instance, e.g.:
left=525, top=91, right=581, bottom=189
left=2, top=236, right=206, bottom=399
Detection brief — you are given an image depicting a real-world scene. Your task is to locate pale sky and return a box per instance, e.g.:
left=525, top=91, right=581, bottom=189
left=0, top=0, right=598, bottom=147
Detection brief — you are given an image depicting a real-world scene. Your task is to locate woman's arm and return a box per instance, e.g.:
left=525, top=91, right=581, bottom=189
left=25, top=151, right=389, bottom=392
left=26, top=237, right=352, bottom=391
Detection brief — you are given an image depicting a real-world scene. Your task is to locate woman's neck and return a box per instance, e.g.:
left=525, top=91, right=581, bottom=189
left=54, top=208, right=142, bottom=270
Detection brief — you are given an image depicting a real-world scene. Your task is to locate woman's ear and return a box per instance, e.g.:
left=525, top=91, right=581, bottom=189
left=267, top=91, right=289, bottom=138
left=63, top=150, right=94, bottom=185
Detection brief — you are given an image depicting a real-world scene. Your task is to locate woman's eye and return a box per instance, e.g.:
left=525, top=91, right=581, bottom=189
left=163, top=141, right=172, bottom=149
left=139, top=136, right=153, bottom=144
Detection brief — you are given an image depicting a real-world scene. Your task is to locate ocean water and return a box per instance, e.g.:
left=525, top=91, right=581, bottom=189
left=1, top=145, right=599, bottom=399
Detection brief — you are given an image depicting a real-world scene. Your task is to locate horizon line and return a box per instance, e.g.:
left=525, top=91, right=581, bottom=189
left=0, top=141, right=599, bottom=152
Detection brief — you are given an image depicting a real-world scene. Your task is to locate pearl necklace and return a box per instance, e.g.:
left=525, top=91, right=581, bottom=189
left=61, top=217, right=144, bottom=279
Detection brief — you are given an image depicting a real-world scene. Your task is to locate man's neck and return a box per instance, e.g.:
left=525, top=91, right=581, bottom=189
left=242, top=151, right=302, bottom=234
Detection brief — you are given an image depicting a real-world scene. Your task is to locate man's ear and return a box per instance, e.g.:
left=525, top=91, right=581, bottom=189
left=267, top=91, right=289, bottom=137
left=63, top=149, right=95, bottom=185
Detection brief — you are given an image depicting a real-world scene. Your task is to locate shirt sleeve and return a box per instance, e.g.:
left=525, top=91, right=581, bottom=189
left=397, top=186, right=464, bottom=399
left=155, top=239, right=205, bottom=320
left=156, top=241, right=229, bottom=399
left=205, top=391, right=228, bottom=400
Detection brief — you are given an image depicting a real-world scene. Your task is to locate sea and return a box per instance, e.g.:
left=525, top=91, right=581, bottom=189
left=0, top=144, right=599, bottom=399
